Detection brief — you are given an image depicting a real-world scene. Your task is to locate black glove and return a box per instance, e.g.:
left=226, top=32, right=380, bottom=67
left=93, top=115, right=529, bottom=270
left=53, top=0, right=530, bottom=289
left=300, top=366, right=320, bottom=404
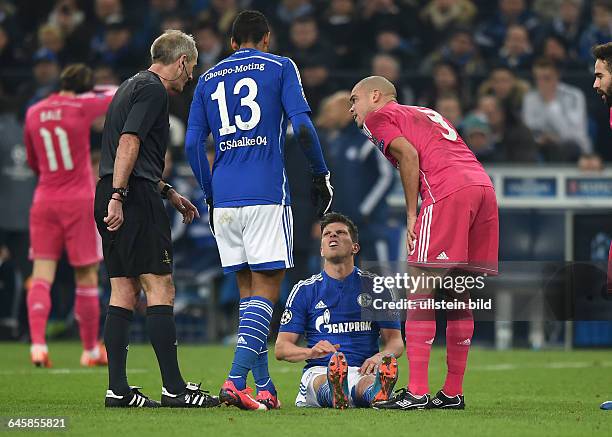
left=311, top=172, right=333, bottom=217
left=206, top=197, right=215, bottom=237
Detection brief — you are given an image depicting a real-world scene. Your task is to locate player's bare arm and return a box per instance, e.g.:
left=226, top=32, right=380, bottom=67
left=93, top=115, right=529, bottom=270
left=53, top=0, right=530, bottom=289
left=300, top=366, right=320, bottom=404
left=388, top=136, right=419, bottom=251
left=103, top=133, right=140, bottom=231
left=358, top=328, right=404, bottom=375
left=112, top=133, right=140, bottom=189
left=275, top=332, right=311, bottom=362
left=156, top=180, right=199, bottom=224
left=275, top=332, right=339, bottom=362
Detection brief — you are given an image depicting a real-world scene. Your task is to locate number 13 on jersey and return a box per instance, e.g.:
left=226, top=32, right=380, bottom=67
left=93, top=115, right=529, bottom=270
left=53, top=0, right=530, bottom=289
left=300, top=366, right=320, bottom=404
left=211, top=78, right=261, bottom=136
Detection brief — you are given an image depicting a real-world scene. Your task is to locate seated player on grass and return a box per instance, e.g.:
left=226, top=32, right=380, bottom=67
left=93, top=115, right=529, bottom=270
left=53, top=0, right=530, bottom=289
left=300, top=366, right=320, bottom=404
left=275, top=213, right=403, bottom=408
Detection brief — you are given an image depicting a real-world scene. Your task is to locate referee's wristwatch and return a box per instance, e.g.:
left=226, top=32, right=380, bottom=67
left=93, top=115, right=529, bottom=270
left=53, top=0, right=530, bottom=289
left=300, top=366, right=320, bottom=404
left=160, top=183, right=174, bottom=199
left=112, top=187, right=129, bottom=200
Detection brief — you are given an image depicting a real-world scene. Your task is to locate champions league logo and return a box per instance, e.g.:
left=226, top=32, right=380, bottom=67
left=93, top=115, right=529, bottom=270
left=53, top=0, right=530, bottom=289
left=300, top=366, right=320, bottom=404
left=280, top=309, right=292, bottom=325
left=361, top=124, right=386, bottom=155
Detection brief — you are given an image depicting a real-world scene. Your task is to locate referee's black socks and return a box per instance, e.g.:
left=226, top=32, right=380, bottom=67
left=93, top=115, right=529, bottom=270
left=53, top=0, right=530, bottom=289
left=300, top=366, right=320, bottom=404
left=104, top=305, right=133, bottom=395
left=146, top=305, right=187, bottom=395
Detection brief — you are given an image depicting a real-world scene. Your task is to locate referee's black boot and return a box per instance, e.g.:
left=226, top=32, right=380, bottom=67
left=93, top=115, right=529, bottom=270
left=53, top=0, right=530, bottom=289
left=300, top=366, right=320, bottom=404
left=105, top=386, right=160, bottom=408
left=426, top=390, right=465, bottom=409
left=161, top=382, right=221, bottom=408
left=372, top=388, right=429, bottom=410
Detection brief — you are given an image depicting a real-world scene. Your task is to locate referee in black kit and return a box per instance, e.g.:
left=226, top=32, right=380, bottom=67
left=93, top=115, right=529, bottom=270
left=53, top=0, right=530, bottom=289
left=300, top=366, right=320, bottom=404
left=95, top=30, right=218, bottom=408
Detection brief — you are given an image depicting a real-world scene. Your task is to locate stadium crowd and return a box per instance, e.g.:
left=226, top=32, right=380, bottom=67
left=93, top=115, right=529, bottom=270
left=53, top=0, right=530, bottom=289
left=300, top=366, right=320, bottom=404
left=2, top=0, right=612, bottom=162
left=1, top=0, right=612, bottom=340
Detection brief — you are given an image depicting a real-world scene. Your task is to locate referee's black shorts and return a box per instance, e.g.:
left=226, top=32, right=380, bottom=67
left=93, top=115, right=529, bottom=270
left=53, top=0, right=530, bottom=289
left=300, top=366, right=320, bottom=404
left=94, top=175, right=173, bottom=278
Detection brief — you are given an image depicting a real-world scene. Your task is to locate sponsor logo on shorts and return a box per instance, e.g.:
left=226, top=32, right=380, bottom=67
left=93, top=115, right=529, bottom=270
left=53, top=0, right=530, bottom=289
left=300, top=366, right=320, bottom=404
left=218, top=212, right=233, bottom=226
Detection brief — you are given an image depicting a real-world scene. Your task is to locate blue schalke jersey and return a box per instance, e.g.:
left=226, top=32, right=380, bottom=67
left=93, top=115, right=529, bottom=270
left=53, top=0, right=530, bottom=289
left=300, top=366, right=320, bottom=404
left=279, top=267, right=401, bottom=369
left=187, top=48, right=310, bottom=207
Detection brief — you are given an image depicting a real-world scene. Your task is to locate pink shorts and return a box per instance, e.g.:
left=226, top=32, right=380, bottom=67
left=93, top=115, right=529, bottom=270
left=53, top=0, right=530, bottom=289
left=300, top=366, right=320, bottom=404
left=408, top=185, right=499, bottom=274
left=29, top=198, right=102, bottom=267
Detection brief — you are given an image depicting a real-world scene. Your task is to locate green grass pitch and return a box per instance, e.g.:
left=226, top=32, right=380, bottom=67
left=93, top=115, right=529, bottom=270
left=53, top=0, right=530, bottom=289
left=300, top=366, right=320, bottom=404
left=0, top=342, right=610, bottom=436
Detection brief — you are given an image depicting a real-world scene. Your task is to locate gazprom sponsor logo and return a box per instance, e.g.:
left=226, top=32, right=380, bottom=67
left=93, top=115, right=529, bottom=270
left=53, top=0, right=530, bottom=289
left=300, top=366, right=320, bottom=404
left=317, top=320, right=373, bottom=334
left=314, top=308, right=373, bottom=333
left=315, top=309, right=331, bottom=332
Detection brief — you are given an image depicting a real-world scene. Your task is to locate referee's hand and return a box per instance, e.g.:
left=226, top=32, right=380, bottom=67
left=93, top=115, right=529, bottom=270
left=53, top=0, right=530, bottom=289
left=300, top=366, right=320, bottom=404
left=168, top=190, right=200, bottom=224
left=104, top=197, right=124, bottom=231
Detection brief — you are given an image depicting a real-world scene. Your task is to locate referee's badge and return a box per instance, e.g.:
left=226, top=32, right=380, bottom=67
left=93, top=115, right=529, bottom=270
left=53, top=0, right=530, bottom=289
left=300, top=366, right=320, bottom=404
left=280, top=309, right=292, bottom=325
left=162, top=250, right=172, bottom=265
left=357, top=293, right=372, bottom=308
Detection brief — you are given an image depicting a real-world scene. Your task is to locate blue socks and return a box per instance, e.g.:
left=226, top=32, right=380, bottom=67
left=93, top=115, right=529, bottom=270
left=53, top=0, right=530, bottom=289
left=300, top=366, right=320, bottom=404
left=317, top=382, right=375, bottom=408
left=238, top=297, right=250, bottom=324
left=360, top=384, right=376, bottom=405
left=316, top=382, right=333, bottom=407
left=253, top=347, right=277, bottom=395
left=250, top=295, right=276, bottom=395
left=238, top=296, right=276, bottom=395
left=228, top=296, right=274, bottom=391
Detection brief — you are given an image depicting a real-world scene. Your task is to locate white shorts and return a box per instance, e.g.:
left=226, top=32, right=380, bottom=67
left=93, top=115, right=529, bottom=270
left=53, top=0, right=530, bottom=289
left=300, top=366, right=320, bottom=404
left=213, top=204, right=294, bottom=274
left=295, top=366, right=367, bottom=408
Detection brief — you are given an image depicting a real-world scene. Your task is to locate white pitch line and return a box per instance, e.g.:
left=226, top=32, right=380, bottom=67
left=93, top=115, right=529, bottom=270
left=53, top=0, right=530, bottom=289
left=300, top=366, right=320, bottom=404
left=471, top=361, right=612, bottom=372
left=4, top=362, right=609, bottom=377
left=0, top=368, right=148, bottom=376
left=473, top=363, right=517, bottom=371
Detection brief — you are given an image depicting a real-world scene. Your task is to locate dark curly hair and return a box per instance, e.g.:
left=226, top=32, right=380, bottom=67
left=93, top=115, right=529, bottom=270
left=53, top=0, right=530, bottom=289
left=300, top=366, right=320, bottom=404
left=593, top=42, right=612, bottom=73
left=320, top=212, right=359, bottom=243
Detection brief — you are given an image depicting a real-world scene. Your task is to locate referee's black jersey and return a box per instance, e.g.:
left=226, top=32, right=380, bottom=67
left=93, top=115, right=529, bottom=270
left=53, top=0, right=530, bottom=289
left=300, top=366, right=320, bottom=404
left=99, top=70, right=169, bottom=183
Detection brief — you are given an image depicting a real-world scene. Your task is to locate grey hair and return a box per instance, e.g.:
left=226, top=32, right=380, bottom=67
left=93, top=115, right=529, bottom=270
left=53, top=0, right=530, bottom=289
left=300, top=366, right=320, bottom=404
left=150, top=30, right=198, bottom=65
